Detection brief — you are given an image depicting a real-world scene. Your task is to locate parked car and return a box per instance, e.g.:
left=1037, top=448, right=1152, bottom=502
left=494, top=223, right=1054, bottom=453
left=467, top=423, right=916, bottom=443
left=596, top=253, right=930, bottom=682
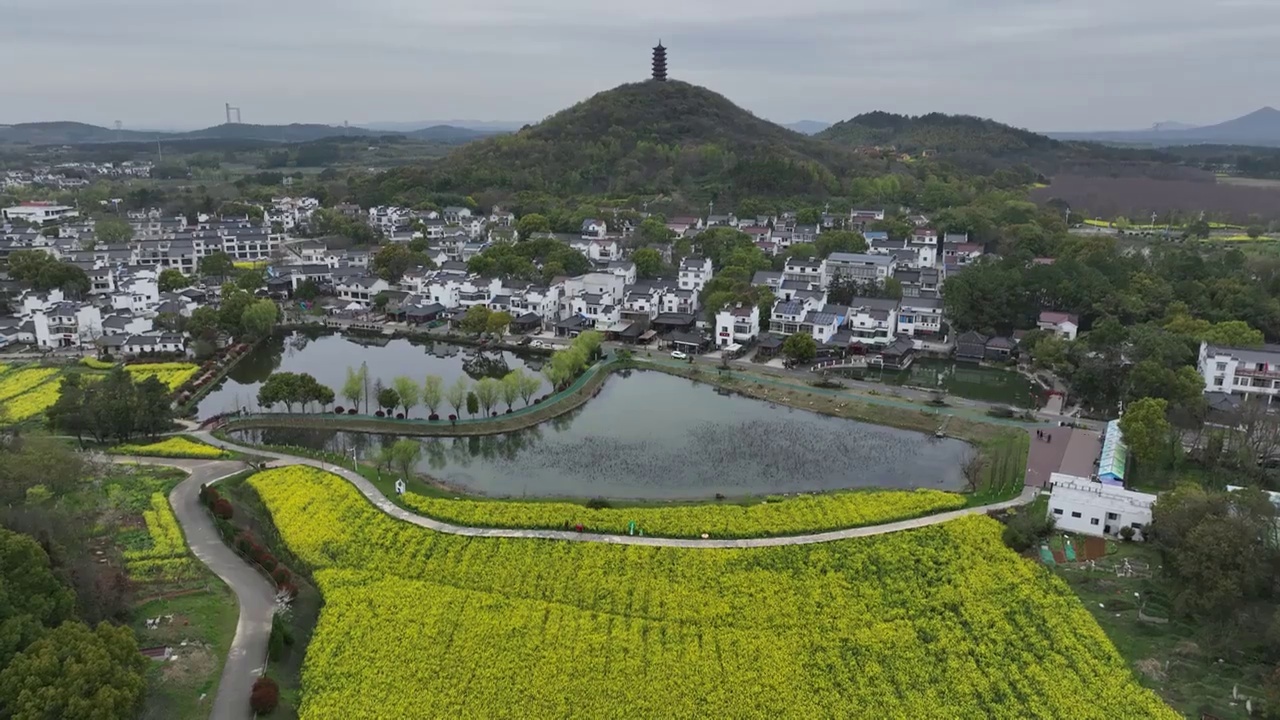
left=671, top=350, right=688, bottom=360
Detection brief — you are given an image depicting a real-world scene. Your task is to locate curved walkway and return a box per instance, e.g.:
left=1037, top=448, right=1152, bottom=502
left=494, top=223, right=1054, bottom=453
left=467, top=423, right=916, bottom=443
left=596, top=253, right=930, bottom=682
left=110, top=456, right=275, bottom=720
left=197, top=432, right=1040, bottom=548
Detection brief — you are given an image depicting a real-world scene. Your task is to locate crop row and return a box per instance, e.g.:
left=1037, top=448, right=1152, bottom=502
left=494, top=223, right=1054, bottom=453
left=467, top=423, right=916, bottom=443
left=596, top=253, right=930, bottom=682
left=402, top=488, right=967, bottom=539
left=111, top=437, right=230, bottom=459
left=1, top=379, right=62, bottom=421
left=249, top=466, right=1175, bottom=719
left=124, top=493, right=187, bottom=562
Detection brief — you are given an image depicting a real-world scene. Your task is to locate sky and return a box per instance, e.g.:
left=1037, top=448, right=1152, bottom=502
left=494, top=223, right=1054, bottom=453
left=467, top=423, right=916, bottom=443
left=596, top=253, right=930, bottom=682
left=2, top=0, right=1277, bottom=132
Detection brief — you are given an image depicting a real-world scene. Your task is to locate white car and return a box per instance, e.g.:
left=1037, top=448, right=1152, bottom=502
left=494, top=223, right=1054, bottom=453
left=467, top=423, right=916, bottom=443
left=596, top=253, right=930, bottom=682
left=670, top=350, right=688, bottom=360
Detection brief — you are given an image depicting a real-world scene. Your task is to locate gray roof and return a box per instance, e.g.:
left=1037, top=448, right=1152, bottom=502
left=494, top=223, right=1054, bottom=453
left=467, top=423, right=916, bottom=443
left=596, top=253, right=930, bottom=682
left=775, top=301, right=805, bottom=316
left=901, top=296, right=942, bottom=310
left=752, top=270, right=782, bottom=285
left=805, top=310, right=838, bottom=326
left=1204, top=343, right=1280, bottom=365
left=828, top=252, right=892, bottom=266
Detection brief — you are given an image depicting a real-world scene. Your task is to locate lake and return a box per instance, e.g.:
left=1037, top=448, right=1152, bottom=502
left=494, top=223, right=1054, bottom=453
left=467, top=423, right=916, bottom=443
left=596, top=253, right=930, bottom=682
left=227, top=370, right=971, bottom=500
left=197, top=331, right=549, bottom=419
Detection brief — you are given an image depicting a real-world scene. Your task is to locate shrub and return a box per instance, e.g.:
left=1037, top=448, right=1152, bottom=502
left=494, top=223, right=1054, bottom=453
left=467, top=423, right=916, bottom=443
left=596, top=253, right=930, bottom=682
left=348, top=408, right=357, bottom=415
left=335, top=406, right=345, bottom=414
left=429, top=413, right=439, bottom=421
left=235, top=532, right=255, bottom=555
left=448, top=414, right=457, bottom=421
left=259, top=554, right=278, bottom=572
left=987, top=406, right=1016, bottom=419
left=533, top=398, right=542, bottom=405
left=268, top=621, right=286, bottom=661
left=212, top=498, right=234, bottom=520
left=1001, top=509, right=1054, bottom=552
left=585, top=498, right=612, bottom=510
left=272, top=567, right=292, bottom=586
left=250, top=676, right=280, bottom=715
left=396, top=413, right=405, bottom=420
left=376, top=410, right=385, bottom=418
left=1120, top=526, right=1135, bottom=542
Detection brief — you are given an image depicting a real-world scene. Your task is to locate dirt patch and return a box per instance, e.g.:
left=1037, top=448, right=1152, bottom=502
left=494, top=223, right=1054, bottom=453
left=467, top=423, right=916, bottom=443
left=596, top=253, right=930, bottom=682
left=1174, top=640, right=1202, bottom=657
left=161, top=642, right=216, bottom=685
left=1135, top=658, right=1167, bottom=682
left=1082, top=536, right=1108, bottom=560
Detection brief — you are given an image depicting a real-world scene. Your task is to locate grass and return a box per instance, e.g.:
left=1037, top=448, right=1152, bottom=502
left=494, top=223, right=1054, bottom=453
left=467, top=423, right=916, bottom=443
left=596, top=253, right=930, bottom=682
left=132, top=586, right=239, bottom=720
left=1054, top=541, right=1269, bottom=719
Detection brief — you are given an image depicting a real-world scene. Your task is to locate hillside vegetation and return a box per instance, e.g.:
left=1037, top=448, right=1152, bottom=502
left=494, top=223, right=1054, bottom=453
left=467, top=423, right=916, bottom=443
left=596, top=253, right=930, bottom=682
left=819, top=111, right=1061, bottom=156
left=352, top=80, right=872, bottom=204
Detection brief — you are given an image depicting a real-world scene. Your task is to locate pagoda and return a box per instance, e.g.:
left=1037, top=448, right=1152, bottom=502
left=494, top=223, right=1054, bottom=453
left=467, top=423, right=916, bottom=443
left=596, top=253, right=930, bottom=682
left=652, top=42, right=668, bottom=81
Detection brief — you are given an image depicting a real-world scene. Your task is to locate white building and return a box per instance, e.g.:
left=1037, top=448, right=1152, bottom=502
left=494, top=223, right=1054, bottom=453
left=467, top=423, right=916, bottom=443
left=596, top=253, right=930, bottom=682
left=2, top=203, right=79, bottom=224
left=1046, top=473, right=1154, bottom=539
left=909, top=228, right=939, bottom=268
left=1038, top=311, right=1080, bottom=341
left=826, top=252, right=894, bottom=284
left=677, top=256, right=713, bottom=293
left=1197, top=341, right=1280, bottom=402
left=714, top=304, right=759, bottom=347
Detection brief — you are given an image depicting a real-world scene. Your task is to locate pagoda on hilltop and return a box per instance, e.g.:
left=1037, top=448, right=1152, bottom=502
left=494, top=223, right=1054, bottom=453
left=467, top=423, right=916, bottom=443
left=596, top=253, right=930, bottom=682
left=652, top=42, right=668, bottom=81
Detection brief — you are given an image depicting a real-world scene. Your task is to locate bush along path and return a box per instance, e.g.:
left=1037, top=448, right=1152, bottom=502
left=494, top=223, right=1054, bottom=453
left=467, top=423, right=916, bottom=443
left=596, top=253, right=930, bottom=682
left=195, top=432, right=1040, bottom=548
left=110, top=456, right=276, bottom=720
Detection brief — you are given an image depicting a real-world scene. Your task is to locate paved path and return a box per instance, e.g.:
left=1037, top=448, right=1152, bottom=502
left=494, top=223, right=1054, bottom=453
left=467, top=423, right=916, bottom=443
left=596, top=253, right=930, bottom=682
left=198, top=433, right=1041, bottom=548
left=111, top=456, right=275, bottom=720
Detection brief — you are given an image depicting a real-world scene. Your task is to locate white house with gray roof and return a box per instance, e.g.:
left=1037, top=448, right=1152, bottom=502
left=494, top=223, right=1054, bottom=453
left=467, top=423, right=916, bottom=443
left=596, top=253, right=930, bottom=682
left=1198, top=342, right=1280, bottom=403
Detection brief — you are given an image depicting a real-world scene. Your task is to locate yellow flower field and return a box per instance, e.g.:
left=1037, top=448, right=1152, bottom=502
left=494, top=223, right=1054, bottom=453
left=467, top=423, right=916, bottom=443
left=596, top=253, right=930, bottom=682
left=124, top=493, right=196, bottom=581
left=0, top=367, right=58, bottom=402
left=126, top=362, right=199, bottom=391
left=250, top=467, right=1175, bottom=720
left=1, top=380, right=62, bottom=421
left=403, top=488, right=966, bottom=538
left=111, top=437, right=230, bottom=459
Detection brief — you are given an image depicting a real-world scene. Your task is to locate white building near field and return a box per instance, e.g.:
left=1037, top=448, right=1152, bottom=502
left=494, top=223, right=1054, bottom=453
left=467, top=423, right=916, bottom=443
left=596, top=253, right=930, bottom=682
left=1046, top=473, right=1154, bottom=540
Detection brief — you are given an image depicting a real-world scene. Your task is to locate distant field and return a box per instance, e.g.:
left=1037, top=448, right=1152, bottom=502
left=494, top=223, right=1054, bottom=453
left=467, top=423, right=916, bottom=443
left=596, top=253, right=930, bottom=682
left=1216, top=175, right=1280, bottom=189
left=1033, top=174, right=1280, bottom=223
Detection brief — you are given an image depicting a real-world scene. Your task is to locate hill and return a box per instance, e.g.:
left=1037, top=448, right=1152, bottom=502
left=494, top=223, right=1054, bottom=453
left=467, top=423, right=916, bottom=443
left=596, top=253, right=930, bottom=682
left=783, top=120, right=831, bottom=135
left=353, top=80, right=867, bottom=203
left=1049, top=107, right=1280, bottom=147
left=0, top=121, right=496, bottom=146
left=818, top=111, right=1061, bottom=156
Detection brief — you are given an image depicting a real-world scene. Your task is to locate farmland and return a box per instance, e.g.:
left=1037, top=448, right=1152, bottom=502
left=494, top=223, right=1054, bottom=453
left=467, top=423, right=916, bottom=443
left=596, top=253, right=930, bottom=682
left=250, top=466, right=1173, bottom=719
left=112, top=436, right=231, bottom=459
left=1032, top=173, right=1280, bottom=223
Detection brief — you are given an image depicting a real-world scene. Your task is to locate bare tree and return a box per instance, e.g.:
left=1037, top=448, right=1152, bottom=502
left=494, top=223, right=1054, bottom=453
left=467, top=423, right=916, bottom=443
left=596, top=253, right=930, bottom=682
left=962, top=451, right=987, bottom=493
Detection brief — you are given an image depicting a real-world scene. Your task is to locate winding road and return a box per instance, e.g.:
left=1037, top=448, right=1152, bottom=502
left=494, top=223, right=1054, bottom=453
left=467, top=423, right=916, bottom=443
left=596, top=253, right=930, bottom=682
left=112, top=456, right=276, bottom=720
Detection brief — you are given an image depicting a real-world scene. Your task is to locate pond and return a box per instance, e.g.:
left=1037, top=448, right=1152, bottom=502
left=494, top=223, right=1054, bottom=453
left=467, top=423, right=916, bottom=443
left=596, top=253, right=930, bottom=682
left=228, top=370, right=972, bottom=500
left=197, top=331, right=549, bottom=419
left=837, top=359, right=1039, bottom=408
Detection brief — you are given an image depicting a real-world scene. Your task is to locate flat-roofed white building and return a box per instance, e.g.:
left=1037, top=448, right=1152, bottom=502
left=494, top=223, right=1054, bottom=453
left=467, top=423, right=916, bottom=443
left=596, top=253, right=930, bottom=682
left=1046, top=473, right=1155, bottom=539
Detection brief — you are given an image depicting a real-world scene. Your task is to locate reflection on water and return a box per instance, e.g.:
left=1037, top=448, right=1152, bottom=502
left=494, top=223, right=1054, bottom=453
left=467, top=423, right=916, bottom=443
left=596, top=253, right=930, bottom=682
left=197, top=330, right=549, bottom=419
left=230, top=371, right=971, bottom=500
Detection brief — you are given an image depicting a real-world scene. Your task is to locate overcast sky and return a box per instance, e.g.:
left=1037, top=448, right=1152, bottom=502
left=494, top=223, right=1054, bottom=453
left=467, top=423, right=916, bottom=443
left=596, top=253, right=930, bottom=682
left=2, top=0, right=1276, bottom=132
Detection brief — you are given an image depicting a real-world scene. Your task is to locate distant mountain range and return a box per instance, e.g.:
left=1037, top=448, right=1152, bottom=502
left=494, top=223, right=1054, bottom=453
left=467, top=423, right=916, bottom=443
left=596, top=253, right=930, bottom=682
left=1048, top=107, right=1280, bottom=147
left=363, top=120, right=529, bottom=133
left=0, top=121, right=501, bottom=146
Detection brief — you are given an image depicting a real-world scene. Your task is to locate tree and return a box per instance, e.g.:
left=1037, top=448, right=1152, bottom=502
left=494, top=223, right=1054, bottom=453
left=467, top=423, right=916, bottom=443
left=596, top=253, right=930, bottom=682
left=218, top=286, right=255, bottom=337
left=0, top=528, right=76, bottom=667
left=516, top=213, right=551, bottom=239
left=235, top=268, right=265, bottom=291
left=377, top=386, right=400, bottom=414
left=458, top=305, right=492, bottom=335
left=422, top=375, right=444, bottom=417
left=574, top=330, right=603, bottom=362
left=474, top=377, right=501, bottom=416
left=199, top=251, right=235, bottom=281
left=637, top=216, right=674, bottom=244
left=5, top=251, right=90, bottom=296
left=814, top=230, right=868, bottom=258
left=632, top=248, right=663, bottom=278
left=372, top=244, right=434, bottom=283
left=240, top=299, right=279, bottom=341
left=392, top=376, right=420, bottom=417
left=134, top=376, right=173, bottom=439
left=486, top=311, right=512, bottom=341
left=295, top=278, right=321, bottom=302
left=342, top=366, right=365, bottom=412
left=257, top=372, right=328, bottom=413
left=465, top=391, right=480, bottom=418
left=1119, top=397, right=1173, bottom=471
left=1248, top=225, right=1264, bottom=239
left=518, top=373, right=541, bottom=406
left=250, top=676, right=280, bottom=715
left=500, top=371, right=523, bottom=411
left=157, top=269, right=190, bottom=293
left=94, top=216, right=133, bottom=243
left=446, top=377, right=469, bottom=417
left=186, top=306, right=219, bottom=342
left=0, top=621, right=148, bottom=720
left=782, top=333, right=817, bottom=365
left=1149, top=485, right=1277, bottom=618
left=389, top=439, right=422, bottom=480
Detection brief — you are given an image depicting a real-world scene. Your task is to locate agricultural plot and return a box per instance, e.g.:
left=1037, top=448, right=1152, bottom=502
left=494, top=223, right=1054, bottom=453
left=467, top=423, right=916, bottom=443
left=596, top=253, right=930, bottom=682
left=250, top=466, right=1174, bottom=720
left=402, top=488, right=966, bottom=538
left=111, top=437, right=230, bottom=459
left=0, top=367, right=63, bottom=421
left=126, top=362, right=199, bottom=391
left=123, top=493, right=199, bottom=582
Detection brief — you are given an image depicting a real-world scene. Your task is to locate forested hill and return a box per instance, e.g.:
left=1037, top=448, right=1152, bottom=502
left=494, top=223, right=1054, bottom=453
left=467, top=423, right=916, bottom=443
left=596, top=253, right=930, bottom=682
left=818, top=112, right=1062, bottom=156
left=352, top=80, right=871, bottom=206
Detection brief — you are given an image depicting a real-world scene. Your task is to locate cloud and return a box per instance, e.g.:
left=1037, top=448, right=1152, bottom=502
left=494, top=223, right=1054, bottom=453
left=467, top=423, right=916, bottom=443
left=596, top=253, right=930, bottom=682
left=1, top=0, right=1277, bottom=131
